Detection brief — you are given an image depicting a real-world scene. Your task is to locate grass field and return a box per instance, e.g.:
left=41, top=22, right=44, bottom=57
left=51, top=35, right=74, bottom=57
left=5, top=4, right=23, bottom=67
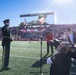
left=0, top=41, right=76, bottom=75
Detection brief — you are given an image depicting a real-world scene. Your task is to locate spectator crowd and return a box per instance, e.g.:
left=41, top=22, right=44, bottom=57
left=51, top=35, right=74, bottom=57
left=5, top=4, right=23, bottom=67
left=0, top=24, right=76, bottom=41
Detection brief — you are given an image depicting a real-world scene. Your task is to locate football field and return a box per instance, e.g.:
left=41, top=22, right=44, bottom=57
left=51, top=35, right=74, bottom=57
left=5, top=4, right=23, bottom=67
left=0, top=41, right=76, bottom=75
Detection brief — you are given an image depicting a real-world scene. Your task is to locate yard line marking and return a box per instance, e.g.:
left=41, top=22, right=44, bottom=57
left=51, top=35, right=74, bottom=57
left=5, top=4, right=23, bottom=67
left=10, top=55, right=47, bottom=59
left=11, top=46, right=46, bottom=50
left=10, top=55, right=40, bottom=59
left=0, top=55, right=47, bottom=59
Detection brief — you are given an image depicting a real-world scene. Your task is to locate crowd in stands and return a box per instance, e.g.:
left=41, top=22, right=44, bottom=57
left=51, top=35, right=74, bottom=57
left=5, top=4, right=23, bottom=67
left=0, top=24, right=76, bottom=41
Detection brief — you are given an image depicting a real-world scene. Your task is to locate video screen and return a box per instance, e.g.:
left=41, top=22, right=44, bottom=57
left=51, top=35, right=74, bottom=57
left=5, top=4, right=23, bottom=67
left=20, top=12, right=54, bottom=26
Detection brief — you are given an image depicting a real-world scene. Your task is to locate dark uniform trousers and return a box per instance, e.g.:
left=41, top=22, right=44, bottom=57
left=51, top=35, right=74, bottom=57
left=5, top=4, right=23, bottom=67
left=2, top=46, right=10, bottom=68
left=47, top=41, right=53, bottom=54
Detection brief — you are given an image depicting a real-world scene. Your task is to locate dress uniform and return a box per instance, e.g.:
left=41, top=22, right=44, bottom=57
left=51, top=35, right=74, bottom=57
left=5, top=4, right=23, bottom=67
left=1, top=19, right=12, bottom=71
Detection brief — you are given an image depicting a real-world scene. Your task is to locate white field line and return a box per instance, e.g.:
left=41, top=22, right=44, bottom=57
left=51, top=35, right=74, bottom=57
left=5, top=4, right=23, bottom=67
left=11, top=46, right=46, bottom=50
left=11, top=55, right=40, bottom=59
left=0, top=55, right=47, bottom=59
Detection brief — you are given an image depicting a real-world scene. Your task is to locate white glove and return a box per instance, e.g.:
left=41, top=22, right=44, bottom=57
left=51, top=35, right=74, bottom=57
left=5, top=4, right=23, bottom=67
left=46, top=57, right=53, bottom=65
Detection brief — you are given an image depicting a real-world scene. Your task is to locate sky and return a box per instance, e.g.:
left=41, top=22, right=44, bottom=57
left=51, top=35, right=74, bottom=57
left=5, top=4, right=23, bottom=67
left=0, top=0, right=76, bottom=27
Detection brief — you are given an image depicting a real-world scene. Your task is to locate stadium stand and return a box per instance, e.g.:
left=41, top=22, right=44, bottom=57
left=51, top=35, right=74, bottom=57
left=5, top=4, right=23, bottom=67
left=0, top=24, right=76, bottom=41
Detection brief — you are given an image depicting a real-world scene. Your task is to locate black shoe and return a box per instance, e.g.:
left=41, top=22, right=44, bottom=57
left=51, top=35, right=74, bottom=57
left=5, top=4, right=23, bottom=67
left=1, top=67, right=11, bottom=71
left=0, top=67, right=11, bottom=72
left=4, top=67, right=11, bottom=70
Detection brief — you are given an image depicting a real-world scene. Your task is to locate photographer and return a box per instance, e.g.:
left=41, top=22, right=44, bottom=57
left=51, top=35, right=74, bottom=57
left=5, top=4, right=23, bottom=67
left=47, top=42, right=76, bottom=75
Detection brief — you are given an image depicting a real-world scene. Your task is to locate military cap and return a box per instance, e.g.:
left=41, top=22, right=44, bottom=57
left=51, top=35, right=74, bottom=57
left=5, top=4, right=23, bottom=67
left=38, top=14, right=47, bottom=19
left=3, top=19, right=9, bottom=24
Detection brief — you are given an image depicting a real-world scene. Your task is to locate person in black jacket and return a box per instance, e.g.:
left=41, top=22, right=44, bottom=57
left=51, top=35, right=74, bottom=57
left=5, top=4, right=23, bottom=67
left=47, top=42, right=76, bottom=75
left=0, top=19, right=12, bottom=71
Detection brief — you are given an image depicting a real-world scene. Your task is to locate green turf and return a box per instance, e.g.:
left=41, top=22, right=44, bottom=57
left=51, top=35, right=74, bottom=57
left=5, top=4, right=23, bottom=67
left=0, top=41, right=50, bottom=75
left=0, top=41, right=76, bottom=75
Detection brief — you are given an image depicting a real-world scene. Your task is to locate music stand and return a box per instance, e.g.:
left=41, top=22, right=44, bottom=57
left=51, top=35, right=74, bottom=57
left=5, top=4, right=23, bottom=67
left=39, top=35, right=43, bottom=75
left=30, top=35, right=47, bottom=75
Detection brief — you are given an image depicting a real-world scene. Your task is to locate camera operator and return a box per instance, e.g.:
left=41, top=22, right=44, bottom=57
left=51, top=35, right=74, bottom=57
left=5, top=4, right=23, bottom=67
left=47, top=42, right=76, bottom=75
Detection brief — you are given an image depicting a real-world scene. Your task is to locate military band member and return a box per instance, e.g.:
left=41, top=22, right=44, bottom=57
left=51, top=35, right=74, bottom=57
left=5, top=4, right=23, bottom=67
left=1, top=19, right=12, bottom=71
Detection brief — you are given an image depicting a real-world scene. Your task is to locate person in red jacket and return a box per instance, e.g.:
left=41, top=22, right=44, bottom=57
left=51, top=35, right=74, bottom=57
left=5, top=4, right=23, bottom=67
left=46, top=31, right=53, bottom=55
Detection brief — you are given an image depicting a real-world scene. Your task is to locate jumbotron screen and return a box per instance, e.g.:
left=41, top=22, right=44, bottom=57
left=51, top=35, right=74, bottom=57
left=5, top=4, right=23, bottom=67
left=20, top=12, right=54, bottom=26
